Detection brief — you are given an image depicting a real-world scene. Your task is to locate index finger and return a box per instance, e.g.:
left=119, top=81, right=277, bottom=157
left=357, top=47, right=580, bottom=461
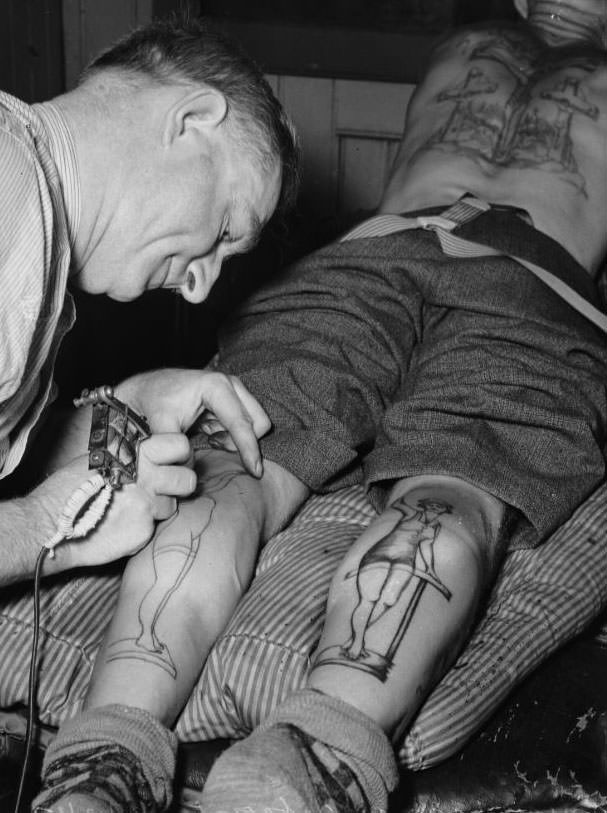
left=199, top=376, right=271, bottom=477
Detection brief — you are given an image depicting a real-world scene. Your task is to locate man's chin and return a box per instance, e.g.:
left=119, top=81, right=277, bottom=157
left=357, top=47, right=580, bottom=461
left=69, top=261, right=148, bottom=301
left=107, top=289, right=143, bottom=303
left=70, top=285, right=136, bottom=302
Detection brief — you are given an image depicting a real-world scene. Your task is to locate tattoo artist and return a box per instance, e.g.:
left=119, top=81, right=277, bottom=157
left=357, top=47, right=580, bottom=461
left=0, top=18, right=298, bottom=586
left=33, top=2, right=607, bottom=812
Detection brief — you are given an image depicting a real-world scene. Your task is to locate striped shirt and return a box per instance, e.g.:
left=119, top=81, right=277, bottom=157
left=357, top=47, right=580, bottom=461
left=0, top=92, right=79, bottom=479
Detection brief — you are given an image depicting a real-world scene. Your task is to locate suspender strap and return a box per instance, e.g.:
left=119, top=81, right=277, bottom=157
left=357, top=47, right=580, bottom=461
left=341, top=197, right=607, bottom=334
left=339, top=198, right=484, bottom=241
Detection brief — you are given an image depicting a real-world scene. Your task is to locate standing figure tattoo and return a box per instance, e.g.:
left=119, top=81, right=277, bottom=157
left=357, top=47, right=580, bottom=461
left=106, top=470, right=243, bottom=677
left=314, top=496, right=452, bottom=681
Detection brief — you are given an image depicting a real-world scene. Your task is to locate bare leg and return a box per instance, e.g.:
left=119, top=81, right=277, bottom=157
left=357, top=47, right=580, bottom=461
left=308, top=474, right=507, bottom=736
left=32, top=453, right=274, bottom=813
left=200, top=475, right=509, bottom=812
left=84, top=465, right=259, bottom=724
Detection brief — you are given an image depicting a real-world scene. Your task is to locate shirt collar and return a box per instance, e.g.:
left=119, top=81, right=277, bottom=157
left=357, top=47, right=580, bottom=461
left=32, top=100, right=81, bottom=252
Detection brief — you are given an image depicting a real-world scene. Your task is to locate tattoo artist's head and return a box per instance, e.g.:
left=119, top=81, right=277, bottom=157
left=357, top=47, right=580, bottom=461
left=63, top=17, right=300, bottom=303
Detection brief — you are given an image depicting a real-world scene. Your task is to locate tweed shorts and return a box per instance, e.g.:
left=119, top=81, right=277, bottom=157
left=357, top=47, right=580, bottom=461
left=219, top=227, right=607, bottom=548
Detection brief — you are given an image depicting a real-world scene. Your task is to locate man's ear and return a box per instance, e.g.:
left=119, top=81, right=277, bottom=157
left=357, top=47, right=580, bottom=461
left=163, top=87, right=228, bottom=146
left=513, top=0, right=529, bottom=18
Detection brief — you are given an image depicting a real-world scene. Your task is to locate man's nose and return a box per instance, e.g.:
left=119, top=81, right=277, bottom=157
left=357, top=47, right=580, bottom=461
left=179, top=254, right=222, bottom=304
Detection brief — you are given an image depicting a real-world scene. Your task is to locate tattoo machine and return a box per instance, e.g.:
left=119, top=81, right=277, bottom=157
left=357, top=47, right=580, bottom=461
left=43, top=385, right=151, bottom=555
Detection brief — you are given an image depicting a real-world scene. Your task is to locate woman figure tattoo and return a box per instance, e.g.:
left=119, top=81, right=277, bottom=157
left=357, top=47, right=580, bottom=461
left=106, top=470, right=243, bottom=677
left=315, top=496, right=452, bottom=681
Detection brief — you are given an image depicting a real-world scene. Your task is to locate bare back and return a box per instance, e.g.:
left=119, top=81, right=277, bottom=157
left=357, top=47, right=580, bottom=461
left=380, top=23, right=607, bottom=275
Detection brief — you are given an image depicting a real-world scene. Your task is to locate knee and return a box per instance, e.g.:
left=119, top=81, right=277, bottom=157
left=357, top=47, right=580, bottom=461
left=391, top=475, right=507, bottom=577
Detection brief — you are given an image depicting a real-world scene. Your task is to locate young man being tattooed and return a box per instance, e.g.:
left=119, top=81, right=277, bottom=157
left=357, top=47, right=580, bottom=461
left=32, top=1, right=607, bottom=811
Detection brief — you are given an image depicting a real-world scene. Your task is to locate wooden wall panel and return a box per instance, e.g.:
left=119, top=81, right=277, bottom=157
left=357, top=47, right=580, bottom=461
left=334, top=80, right=413, bottom=136
left=334, top=80, right=413, bottom=216
left=270, top=74, right=336, bottom=216
left=269, top=75, right=414, bottom=220
left=0, top=0, right=64, bottom=102
left=62, top=0, right=153, bottom=88
left=338, top=136, right=401, bottom=215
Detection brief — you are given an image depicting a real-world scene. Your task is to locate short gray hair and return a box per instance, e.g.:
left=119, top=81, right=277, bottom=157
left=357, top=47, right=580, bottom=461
left=83, top=16, right=300, bottom=216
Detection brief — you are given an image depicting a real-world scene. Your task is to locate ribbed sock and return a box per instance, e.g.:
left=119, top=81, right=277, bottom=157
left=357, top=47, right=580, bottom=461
left=200, top=689, right=399, bottom=813
left=31, top=704, right=177, bottom=813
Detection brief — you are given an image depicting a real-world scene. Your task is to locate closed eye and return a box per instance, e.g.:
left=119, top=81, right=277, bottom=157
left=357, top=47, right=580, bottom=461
left=221, top=209, right=262, bottom=255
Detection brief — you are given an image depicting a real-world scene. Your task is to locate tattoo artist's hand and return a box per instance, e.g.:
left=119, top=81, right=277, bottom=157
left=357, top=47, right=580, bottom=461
left=115, top=368, right=271, bottom=478
left=135, top=431, right=196, bottom=520
left=32, top=437, right=196, bottom=570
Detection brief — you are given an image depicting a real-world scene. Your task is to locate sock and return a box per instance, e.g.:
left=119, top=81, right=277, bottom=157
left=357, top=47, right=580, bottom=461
left=200, top=689, right=399, bottom=813
left=31, top=704, right=177, bottom=813
left=33, top=792, right=114, bottom=813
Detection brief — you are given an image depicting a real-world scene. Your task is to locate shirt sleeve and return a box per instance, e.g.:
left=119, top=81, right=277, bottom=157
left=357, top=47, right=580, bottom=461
left=0, top=120, right=52, bottom=473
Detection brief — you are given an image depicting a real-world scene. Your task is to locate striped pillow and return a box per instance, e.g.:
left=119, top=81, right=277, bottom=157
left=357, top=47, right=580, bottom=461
left=0, top=484, right=605, bottom=768
left=174, top=483, right=607, bottom=767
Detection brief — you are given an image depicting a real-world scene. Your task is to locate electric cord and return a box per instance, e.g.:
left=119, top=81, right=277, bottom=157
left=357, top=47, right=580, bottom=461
left=13, top=474, right=114, bottom=813
left=14, top=546, right=47, bottom=813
